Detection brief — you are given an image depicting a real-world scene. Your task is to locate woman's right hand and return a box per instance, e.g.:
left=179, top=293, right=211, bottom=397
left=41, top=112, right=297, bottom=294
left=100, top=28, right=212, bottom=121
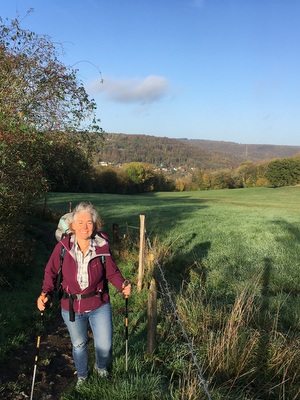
left=37, top=292, right=49, bottom=311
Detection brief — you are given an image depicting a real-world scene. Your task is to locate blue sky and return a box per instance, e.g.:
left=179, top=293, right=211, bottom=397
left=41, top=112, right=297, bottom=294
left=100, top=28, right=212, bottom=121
left=1, top=0, right=300, bottom=146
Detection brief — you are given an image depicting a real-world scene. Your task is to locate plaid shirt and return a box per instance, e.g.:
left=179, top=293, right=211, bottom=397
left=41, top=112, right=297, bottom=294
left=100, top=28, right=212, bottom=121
left=73, top=239, right=95, bottom=290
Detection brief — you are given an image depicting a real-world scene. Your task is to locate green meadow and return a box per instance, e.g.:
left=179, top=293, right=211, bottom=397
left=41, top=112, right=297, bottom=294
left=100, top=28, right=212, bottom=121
left=48, top=186, right=300, bottom=306
left=1, top=186, right=299, bottom=399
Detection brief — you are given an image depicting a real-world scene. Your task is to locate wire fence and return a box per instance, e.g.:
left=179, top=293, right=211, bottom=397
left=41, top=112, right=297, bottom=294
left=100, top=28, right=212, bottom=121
left=114, top=221, right=212, bottom=399
left=145, top=234, right=212, bottom=400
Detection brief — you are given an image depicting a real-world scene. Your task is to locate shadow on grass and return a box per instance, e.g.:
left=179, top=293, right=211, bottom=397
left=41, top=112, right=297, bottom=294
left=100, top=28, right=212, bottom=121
left=160, top=237, right=212, bottom=293
left=272, top=218, right=300, bottom=243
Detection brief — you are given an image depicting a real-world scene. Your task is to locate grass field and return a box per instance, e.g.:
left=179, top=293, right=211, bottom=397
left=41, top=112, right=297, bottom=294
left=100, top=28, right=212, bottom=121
left=1, top=186, right=299, bottom=399
left=47, top=186, right=300, bottom=399
left=47, top=186, right=300, bottom=307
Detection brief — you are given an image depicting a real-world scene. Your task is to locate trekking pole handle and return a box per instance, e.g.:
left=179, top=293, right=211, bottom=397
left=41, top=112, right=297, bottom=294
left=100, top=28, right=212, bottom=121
left=122, top=280, right=131, bottom=298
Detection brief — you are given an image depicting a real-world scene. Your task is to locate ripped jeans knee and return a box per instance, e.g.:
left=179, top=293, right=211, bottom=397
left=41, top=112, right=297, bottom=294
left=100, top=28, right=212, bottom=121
left=61, top=304, right=113, bottom=377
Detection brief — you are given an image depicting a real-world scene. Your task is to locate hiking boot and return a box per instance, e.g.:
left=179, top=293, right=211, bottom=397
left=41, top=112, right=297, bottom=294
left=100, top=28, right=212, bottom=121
left=94, top=365, right=109, bottom=379
left=76, top=377, right=87, bottom=388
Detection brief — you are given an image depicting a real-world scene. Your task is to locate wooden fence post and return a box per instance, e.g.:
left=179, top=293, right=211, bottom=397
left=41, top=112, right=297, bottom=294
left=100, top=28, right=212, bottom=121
left=147, top=277, right=157, bottom=356
left=137, top=215, right=146, bottom=292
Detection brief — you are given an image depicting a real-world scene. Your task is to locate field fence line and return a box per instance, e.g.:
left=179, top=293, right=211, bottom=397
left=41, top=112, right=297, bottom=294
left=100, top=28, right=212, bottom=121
left=125, top=224, right=140, bottom=230
left=145, top=234, right=212, bottom=400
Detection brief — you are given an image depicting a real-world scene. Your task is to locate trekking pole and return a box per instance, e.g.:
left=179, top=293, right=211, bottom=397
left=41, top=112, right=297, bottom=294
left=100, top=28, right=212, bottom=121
left=123, top=279, right=130, bottom=372
left=125, top=295, right=129, bottom=372
left=30, top=312, right=43, bottom=400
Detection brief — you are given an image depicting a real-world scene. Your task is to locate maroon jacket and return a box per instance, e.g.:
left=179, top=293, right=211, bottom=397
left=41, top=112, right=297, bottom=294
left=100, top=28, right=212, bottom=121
left=42, top=232, right=125, bottom=314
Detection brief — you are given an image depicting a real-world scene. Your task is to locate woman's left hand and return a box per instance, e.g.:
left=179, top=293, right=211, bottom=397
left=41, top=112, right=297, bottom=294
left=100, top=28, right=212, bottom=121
left=122, top=280, right=132, bottom=297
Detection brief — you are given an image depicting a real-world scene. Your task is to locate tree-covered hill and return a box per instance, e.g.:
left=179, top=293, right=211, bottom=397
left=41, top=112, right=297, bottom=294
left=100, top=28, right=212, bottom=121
left=180, top=138, right=300, bottom=162
left=96, top=133, right=244, bottom=171
left=95, top=133, right=300, bottom=171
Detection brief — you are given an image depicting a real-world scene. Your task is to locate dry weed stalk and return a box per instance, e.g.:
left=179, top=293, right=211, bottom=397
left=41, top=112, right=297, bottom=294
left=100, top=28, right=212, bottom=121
left=207, top=281, right=260, bottom=383
left=268, top=330, right=300, bottom=398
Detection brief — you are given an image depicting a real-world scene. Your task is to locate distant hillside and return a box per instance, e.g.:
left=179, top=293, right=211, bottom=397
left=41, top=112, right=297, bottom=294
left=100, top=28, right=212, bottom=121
left=179, top=139, right=300, bottom=162
left=96, top=133, right=300, bottom=171
left=97, top=133, right=244, bottom=171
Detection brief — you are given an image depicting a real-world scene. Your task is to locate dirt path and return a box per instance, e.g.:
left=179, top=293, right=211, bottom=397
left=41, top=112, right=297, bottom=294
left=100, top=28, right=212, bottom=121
left=0, top=314, right=75, bottom=400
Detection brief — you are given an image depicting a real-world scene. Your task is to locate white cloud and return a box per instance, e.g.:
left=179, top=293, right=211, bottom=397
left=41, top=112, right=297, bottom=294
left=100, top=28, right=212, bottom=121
left=87, top=75, right=170, bottom=104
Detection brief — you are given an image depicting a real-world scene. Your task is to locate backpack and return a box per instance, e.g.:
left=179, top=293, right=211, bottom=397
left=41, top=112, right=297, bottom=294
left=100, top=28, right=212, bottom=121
left=55, top=212, right=72, bottom=299
left=55, top=212, right=73, bottom=242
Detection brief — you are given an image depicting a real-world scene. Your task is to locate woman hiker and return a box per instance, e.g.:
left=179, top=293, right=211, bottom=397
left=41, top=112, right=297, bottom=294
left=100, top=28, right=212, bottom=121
left=37, top=202, right=131, bottom=387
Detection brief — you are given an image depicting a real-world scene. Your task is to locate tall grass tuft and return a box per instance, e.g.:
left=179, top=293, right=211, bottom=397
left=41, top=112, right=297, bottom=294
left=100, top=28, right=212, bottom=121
left=267, top=331, right=300, bottom=399
left=207, top=279, right=259, bottom=379
left=169, top=272, right=300, bottom=399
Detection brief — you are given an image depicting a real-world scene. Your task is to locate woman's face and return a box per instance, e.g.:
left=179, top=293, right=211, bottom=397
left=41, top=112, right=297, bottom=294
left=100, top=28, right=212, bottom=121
left=71, top=211, right=94, bottom=240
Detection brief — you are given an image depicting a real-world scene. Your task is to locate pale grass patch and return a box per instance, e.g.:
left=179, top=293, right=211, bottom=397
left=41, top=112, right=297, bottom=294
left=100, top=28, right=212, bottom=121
left=169, top=364, right=210, bottom=400
left=268, top=331, right=300, bottom=399
left=174, top=272, right=300, bottom=398
left=207, top=281, right=260, bottom=382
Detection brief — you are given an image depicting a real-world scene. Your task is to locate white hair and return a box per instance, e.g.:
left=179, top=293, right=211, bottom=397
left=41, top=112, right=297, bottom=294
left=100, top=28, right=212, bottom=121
left=72, top=202, right=102, bottom=231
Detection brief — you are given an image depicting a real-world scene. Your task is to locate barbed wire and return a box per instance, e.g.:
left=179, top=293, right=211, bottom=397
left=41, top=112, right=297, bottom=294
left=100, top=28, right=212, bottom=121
left=125, top=224, right=140, bottom=230
left=145, top=234, right=212, bottom=400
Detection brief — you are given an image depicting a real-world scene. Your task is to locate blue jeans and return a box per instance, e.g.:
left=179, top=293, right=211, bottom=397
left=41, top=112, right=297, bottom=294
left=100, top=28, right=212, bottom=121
left=61, top=302, right=113, bottom=378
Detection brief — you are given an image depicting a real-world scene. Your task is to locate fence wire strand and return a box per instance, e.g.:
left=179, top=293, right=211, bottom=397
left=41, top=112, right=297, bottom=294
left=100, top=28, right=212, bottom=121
left=146, top=235, right=212, bottom=400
